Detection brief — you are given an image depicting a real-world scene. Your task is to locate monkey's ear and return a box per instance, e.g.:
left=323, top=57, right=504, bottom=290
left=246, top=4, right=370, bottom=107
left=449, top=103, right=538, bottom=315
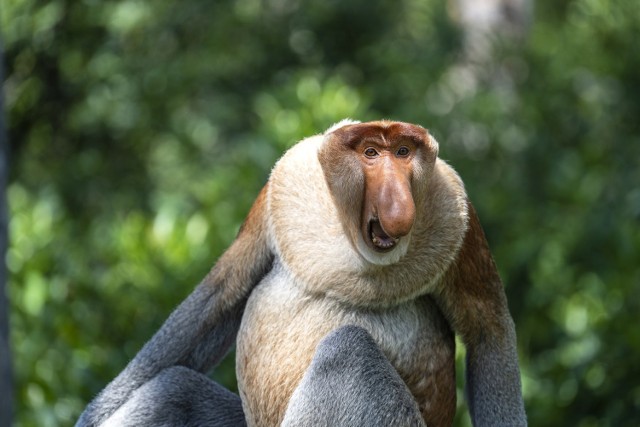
left=324, top=119, right=361, bottom=134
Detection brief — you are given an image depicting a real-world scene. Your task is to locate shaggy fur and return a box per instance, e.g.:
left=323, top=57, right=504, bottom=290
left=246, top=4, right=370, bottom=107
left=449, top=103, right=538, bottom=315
left=76, top=121, right=526, bottom=427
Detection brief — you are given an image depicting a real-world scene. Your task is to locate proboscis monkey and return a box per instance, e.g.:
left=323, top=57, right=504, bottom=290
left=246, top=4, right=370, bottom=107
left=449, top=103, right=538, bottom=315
left=77, top=120, right=527, bottom=427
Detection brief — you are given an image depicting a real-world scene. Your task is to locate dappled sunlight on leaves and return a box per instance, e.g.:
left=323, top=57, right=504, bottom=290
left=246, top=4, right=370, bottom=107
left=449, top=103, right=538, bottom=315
left=4, top=0, right=640, bottom=426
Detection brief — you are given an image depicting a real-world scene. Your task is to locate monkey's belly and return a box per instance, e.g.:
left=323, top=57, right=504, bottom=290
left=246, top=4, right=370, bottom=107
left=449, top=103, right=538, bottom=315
left=236, top=267, right=457, bottom=427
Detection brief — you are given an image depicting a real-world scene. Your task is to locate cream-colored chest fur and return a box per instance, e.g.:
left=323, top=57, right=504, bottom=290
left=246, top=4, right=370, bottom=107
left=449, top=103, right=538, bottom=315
left=236, top=262, right=455, bottom=427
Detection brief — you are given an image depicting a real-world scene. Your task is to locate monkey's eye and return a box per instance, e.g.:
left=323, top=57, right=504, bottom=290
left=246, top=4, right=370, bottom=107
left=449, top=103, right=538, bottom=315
left=396, top=146, right=410, bottom=157
left=364, top=147, right=379, bottom=158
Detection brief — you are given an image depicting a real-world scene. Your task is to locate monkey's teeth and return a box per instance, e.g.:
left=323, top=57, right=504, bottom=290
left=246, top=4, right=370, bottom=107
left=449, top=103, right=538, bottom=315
left=369, top=220, right=398, bottom=251
left=371, top=233, right=397, bottom=249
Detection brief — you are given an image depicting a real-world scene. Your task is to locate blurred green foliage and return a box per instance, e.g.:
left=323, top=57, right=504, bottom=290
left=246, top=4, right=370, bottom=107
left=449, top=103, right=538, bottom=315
left=3, top=0, right=640, bottom=426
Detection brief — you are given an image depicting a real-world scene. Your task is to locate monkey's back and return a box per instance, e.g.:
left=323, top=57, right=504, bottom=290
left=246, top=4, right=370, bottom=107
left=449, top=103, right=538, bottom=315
left=236, top=260, right=457, bottom=427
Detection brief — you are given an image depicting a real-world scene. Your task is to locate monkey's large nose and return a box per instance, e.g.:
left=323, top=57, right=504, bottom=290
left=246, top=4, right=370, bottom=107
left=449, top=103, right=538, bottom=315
left=377, top=177, right=416, bottom=239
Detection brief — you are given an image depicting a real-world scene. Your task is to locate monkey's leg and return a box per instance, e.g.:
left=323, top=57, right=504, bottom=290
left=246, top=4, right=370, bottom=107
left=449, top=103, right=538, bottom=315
left=101, top=366, right=246, bottom=427
left=281, top=325, right=426, bottom=427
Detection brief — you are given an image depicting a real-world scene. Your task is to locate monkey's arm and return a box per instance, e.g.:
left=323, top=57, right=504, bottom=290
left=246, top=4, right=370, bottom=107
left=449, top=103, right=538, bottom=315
left=77, top=185, right=273, bottom=427
left=435, top=201, right=527, bottom=427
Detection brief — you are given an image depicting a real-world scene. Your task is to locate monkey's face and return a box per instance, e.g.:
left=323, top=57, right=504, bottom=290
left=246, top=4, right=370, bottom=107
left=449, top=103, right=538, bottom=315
left=320, top=121, right=438, bottom=266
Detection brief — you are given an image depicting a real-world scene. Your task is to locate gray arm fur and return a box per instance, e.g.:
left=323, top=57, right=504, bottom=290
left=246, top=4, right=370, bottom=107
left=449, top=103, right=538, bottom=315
left=436, top=201, right=527, bottom=427
left=465, top=318, right=527, bottom=426
left=76, top=284, right=246, bottom=426
left=76, top=185, right=273, bottom=427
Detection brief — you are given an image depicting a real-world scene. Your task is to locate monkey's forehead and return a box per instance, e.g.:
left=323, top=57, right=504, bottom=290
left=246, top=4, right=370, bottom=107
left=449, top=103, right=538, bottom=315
left=326, top=120, right=430, bottom=149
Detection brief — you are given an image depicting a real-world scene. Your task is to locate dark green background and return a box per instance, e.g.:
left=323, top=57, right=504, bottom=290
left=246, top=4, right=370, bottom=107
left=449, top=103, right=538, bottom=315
left=3, top=0, right=639, bottom=425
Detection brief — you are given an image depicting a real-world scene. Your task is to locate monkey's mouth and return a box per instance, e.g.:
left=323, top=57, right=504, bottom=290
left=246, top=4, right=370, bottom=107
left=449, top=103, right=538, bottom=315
left=368, top=219, right=398, bottom=252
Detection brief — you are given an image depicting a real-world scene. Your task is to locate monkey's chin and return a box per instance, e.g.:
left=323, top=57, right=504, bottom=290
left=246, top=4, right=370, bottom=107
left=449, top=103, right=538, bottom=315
left=355, top=234, right=410, bottom=266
